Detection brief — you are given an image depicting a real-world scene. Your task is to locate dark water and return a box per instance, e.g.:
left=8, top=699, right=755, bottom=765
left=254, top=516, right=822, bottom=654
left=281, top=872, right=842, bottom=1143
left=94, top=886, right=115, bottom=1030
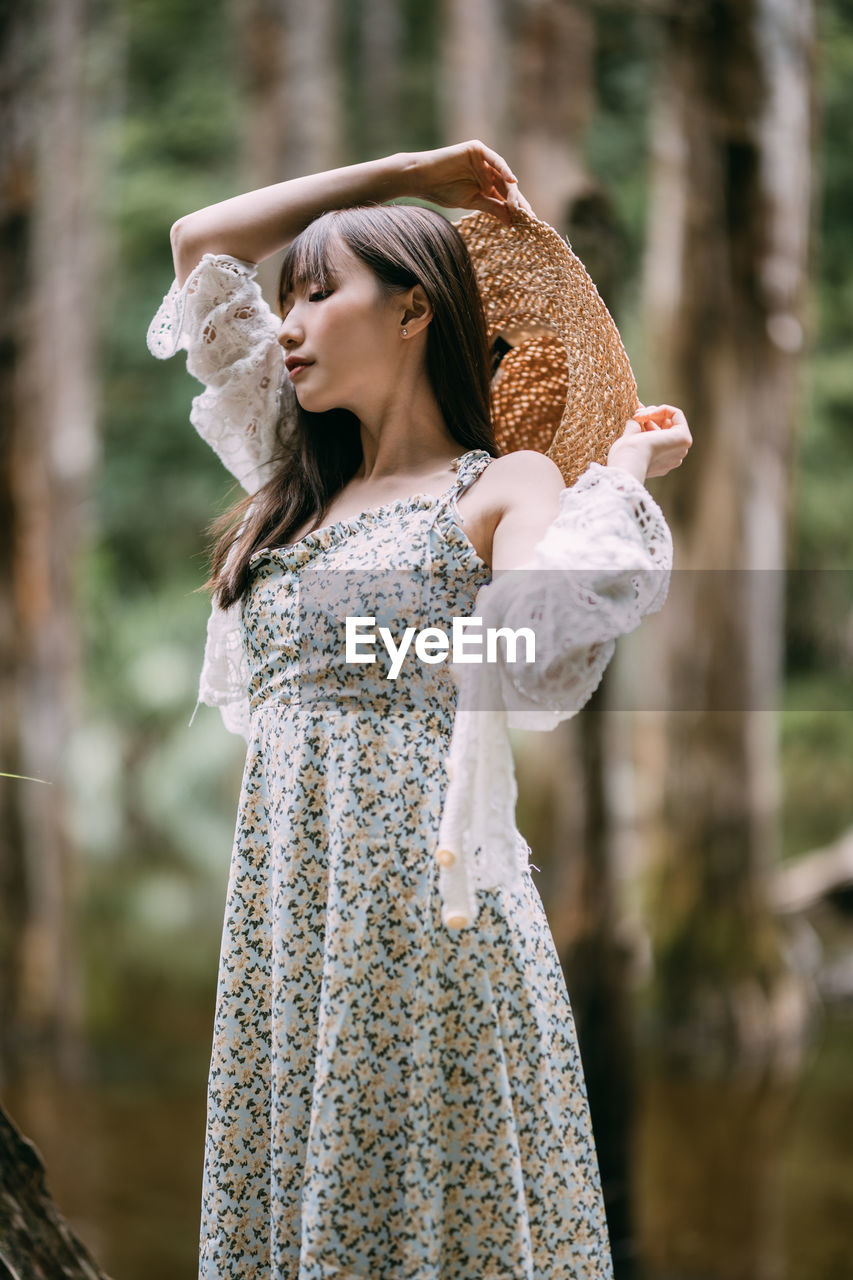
left=4, top=1002, right=853, bottom=1280
left=634, top=1006, right=853, bottom=1280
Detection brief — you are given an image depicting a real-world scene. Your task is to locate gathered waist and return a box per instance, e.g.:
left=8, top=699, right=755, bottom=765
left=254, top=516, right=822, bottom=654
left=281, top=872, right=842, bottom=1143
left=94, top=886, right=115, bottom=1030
left=248, top=683, right=456, bottom=731
left=247, top=648, right=462, bottom=720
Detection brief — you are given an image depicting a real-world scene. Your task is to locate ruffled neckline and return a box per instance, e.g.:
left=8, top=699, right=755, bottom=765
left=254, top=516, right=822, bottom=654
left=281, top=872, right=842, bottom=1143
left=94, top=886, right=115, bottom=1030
left=248, top=449, right=492, bottom=566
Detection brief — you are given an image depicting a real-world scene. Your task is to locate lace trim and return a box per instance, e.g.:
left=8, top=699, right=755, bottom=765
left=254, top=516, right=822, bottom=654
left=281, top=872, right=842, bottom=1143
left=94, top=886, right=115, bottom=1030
left=147, top=254, right=301, bottom=739
left=146, top=253, right=260, bottom=359
left=436, top=461, right=674, bottom=929
left=464, top=461, right=672, bottom=729
left=147, top=251, right=295, bottom=496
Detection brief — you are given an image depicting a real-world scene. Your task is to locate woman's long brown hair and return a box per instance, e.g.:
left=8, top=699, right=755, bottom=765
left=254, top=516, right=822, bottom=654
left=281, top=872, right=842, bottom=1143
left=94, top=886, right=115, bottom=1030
left=200, top=203, right=499, bottom=611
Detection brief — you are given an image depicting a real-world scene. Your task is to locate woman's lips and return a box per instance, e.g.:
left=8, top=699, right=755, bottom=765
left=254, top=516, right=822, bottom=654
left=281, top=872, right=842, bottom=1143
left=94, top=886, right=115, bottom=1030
left=287, top=361, right=312, bottom=379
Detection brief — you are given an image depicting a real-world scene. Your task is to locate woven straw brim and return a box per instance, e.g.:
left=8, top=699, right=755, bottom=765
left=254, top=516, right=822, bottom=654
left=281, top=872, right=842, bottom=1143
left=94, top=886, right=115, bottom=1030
left=455, top=207, right=639, bottom=488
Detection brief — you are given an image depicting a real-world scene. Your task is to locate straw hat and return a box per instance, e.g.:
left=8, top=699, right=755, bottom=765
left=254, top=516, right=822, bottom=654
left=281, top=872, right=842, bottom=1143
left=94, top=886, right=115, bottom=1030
left=454, top=206, right=640, bottom=488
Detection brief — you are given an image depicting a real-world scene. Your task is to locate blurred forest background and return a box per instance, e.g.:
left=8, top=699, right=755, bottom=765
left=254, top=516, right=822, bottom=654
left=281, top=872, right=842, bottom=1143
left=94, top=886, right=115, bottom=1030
left=2, top=0, right=852, bottom=1277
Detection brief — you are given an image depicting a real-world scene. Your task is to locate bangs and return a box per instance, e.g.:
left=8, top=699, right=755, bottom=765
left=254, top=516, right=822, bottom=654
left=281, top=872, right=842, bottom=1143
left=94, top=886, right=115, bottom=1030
left=278, top=216, right=341, bottom=313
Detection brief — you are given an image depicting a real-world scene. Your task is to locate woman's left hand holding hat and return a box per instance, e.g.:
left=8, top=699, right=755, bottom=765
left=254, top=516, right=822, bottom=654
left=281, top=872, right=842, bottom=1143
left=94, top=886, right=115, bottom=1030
left=399, top=139, right=534, bottom=226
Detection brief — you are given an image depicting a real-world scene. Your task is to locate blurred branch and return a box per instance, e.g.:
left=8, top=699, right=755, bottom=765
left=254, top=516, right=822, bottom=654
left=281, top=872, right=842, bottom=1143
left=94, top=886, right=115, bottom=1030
left=773, top=827, right=853, bottom=914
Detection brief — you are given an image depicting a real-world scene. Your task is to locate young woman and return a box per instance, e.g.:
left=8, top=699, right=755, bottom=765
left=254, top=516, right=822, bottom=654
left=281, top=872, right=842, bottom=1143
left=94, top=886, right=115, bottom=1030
left=151, top=139, right=691, bottom=1279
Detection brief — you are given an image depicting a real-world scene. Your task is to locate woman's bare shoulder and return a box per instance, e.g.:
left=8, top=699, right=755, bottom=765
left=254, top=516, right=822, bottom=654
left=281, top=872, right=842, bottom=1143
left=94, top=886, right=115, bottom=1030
left=480, top=449, right=565, bottom=512
left=473, top=451, right=564, bottom=571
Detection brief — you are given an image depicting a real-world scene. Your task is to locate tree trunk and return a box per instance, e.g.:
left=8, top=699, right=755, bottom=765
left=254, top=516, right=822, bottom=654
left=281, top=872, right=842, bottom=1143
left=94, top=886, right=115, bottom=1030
left=0, top=0, right=34, bottom=1083
left=0, top=0, right=102, bottom=1084
left=440, top=0, right=509, bottom=151
left=235, top=0, right=345, bottom=298
left=636, top=0, right=818, bottom=1076
left=0, top=1100, right=114, bottom=1279
left=509, top=0, right=596, bottom=226
left=354, top=0, right=404, bottom=159
left=515, top=692, right=639, bottom=1278
left=461, top=6, right=641, bottom=1270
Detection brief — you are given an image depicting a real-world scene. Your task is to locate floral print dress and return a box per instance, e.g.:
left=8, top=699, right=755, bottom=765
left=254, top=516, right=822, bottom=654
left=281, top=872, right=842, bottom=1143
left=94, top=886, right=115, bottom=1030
left=198, top=446, right=615, bottom=1280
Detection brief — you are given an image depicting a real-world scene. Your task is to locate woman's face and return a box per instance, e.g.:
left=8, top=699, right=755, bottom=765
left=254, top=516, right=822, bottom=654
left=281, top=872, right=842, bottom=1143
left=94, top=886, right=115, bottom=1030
left=277, top=236, right=410, bottom=418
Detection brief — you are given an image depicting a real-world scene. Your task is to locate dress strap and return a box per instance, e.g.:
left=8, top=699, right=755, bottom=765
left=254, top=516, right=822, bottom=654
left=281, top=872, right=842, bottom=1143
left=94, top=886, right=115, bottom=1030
left=422, top=448, right=496, bottom=588
left=449, top=448, right=496, bottom=498
left=434, top=448, right=496, bottom=521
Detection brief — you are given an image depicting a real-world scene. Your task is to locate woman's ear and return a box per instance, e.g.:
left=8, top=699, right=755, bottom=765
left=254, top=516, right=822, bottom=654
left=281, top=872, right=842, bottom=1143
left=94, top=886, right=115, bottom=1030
left=400, top=284, right=433, bottom=338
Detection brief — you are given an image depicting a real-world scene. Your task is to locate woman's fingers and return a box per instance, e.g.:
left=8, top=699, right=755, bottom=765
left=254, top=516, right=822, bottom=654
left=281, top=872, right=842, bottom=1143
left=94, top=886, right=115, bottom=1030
left=638, top=402, right=684, bottom=425
left=457, top=140, right=540, bottom=219
left=470, top=193, right=515, bottom=226
left=473, top=170, right=521, bottom=225
left=635, top=403, right=691, bottom=442
left=635, top=403, right=667, bottom=425
left=472, top=140, right=518, bottom=187
left=413, top=141, right=521, bottom=212
left=623, top=402, right=693, bottom=477
left=505, top=184, right=535, bottom=216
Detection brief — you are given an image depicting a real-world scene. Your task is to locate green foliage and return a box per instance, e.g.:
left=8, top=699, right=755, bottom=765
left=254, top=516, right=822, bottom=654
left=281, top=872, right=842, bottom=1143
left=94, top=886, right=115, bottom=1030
left=779, top=0, right=853, bottom=859
left=781, top=679, right=853, bottom=859
left=587, top=8, right=662, bottom=271
left=813, top=0, right=853, bottom=344
left=342, top=0, right=442, bottom=159
left=76, top=0, right=247, bottom=1026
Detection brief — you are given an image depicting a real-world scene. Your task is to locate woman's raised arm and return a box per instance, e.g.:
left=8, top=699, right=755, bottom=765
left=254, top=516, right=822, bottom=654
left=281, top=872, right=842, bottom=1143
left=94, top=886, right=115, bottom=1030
left=170, top=155, right=408, bottom=286
left=169, top=141, right=528, bottom=286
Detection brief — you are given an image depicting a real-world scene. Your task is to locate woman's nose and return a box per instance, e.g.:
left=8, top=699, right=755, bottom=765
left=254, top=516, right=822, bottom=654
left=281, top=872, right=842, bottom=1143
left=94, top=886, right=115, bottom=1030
left=277, top=313, right=302, bottom=348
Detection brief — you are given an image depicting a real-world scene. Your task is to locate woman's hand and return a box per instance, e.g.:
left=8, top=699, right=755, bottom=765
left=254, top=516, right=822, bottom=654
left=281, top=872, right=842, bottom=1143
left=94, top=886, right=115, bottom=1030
left=400, top=141, right=534, bottom=226
left=606, top=404, right=693, bottom=482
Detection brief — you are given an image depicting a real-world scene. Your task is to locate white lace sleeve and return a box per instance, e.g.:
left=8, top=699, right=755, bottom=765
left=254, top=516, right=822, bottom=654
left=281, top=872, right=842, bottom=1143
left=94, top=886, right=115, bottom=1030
left=471, top=460, right=673, bottom=731
left=146, top=252, right=298, bottom=495
left=435, top=462, right=674, bottom=931
left=147, top=253, right=299, bottom=744
left=178, top=509, right=257, bottom=746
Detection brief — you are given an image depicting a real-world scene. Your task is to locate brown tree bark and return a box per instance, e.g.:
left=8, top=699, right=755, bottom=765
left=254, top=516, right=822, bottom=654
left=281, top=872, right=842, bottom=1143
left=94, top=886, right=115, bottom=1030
left=510, top=0, right=597, bottom=225
left=0, top=0, right=34, bottom=1083
left=355, top=0, right=404, bottom=158
left=0, top=1100, right=114, bottom=1279
left=634, top=0, right=818, bottom=1075
left=440, top=0, right=510, bottom=151
left=0, top=0, right=101, bottom=1083
left=235, top=0, right=345, bottom=299
left=457, top=4, right=640, bottom=1270
left=514, top=693, right=640, bottom=1278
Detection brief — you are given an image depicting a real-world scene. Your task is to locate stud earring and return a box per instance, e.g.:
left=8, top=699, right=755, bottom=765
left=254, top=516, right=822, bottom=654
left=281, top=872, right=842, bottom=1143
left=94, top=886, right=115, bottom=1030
left=401, top=327, right=408, bottom=336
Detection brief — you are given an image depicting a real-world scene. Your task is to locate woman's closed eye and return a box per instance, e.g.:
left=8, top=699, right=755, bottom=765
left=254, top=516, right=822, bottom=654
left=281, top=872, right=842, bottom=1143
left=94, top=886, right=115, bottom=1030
left=278, top=284, right=333, bottom=317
